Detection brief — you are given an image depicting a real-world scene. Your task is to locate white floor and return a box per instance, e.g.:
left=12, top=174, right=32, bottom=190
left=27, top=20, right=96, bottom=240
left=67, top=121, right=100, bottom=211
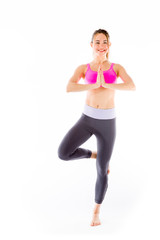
left=0, top=147, right=159, bottom=240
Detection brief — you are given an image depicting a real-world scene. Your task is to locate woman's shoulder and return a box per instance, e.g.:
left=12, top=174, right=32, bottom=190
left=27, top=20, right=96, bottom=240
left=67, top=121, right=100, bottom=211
left=112, top=63, right=123, bottom=77
left=113, top=63, right=126, bottom=77
left=72, top=63, right=88, bottom=79
left=77, top=63, right=89, bottom=69
left=113, top=62, right=125, bottom=69
left=77, top=63, right=89, bottom=78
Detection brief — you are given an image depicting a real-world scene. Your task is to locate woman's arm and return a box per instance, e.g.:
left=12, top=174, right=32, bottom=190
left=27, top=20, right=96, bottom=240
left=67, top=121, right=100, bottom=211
left=67, top=82, right=97, bottom=92
left=66, top=64, right=98, bottom=92
left=102, top=64, right=136, bottom=91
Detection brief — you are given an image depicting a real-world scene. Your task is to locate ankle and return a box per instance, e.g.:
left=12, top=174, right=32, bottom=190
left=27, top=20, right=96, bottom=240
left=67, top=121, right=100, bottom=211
left=93, top=203, right=101, bottom=213
left=91, top=151, right=97, bottom=159
left=93, top=211, right=99, bottom=215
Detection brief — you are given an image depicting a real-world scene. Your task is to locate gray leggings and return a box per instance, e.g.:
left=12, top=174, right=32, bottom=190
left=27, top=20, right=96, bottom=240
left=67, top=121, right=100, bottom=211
left=57, top=104, right=116, bottom=204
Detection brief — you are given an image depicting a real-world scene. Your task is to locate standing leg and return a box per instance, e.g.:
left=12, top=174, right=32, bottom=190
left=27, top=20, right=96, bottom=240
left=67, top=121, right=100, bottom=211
left=57, top=115, right=93, bottom=160
left=95, top=135, right=116, bottom=204
left=91, top=118, right=116, bottom=226
left=95, top=118, right=116, bottom=204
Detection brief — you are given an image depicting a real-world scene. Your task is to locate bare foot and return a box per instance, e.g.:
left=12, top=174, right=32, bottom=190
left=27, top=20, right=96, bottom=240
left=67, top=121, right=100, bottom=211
left=90, top=151, right=97, bottom=159
left=91, top=151, right=110, bottom=174
left=90, top=213, right=101, bottom=226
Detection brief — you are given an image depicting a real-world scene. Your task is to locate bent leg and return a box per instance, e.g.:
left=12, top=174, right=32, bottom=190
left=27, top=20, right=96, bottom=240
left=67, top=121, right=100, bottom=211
left=57, top=115, right=93, bottom=160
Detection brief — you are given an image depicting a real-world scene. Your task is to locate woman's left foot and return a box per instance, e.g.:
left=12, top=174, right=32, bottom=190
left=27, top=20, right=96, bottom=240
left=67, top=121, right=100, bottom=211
left=90, top=213, right=101, bottom=226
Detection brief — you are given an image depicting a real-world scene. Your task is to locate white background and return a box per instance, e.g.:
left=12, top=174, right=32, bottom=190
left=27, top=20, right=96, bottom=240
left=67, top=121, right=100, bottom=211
left=0, top=0, right=160, bottom=239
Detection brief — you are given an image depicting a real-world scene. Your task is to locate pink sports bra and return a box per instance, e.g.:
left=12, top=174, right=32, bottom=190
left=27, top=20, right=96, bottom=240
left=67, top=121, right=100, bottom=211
left=84, top=62, right=117, bottom=87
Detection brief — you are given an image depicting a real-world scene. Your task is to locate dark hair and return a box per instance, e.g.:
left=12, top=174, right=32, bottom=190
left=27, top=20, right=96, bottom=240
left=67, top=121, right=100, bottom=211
left=91, top=29, right=110, bottom=59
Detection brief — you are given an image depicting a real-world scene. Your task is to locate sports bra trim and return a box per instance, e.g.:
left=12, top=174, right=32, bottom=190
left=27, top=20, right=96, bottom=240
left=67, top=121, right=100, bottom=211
left=86, top=62, right=117, bottom=76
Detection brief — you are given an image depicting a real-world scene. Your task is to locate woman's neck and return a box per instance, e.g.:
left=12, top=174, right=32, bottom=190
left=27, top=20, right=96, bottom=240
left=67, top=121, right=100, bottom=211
left=93, top=56, right=108, bottom=65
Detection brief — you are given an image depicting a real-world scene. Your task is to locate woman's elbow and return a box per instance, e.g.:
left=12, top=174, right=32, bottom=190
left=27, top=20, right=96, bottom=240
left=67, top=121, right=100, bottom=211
left=66, top=84, right=71, bottom=92
left=131, top=83, right=136, bottom=91
left=128, top=81, right=136, bottom=91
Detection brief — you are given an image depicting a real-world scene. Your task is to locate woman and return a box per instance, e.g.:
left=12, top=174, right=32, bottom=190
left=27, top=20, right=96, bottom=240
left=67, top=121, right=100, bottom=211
left=57, top=29, right=136, bottom=227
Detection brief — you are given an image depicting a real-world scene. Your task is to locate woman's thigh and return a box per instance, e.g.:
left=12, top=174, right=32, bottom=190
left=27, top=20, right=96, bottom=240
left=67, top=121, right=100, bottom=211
left=58, top=115, right=93, bottom=159
left=95, top=118, right=116, bottom=173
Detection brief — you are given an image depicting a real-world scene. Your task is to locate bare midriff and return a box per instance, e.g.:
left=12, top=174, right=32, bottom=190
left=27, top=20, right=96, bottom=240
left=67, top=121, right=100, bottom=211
left=85, top=87, right=115, bottom=109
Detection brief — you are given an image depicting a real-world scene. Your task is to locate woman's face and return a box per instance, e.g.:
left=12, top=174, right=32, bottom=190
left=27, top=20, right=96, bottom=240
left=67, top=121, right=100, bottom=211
left=90, top=33, right=110, bottom=57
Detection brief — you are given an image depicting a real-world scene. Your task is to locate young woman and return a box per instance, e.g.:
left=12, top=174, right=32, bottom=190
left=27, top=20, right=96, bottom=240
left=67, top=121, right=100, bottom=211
left=57, top=29, right=136, bottom=227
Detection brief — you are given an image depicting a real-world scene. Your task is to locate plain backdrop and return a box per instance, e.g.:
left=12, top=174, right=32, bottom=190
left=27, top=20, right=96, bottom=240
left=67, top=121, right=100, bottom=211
left=0, top=0, right=160, bottom=239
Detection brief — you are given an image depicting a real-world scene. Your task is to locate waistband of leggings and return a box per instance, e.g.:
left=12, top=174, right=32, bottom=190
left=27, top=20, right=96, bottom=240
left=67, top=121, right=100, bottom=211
left=82, top=104, right=116, bottom=120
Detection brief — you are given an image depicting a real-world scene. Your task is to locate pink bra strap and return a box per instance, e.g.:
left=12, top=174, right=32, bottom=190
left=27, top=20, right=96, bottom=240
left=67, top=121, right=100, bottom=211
left=86, top=63, right=90, bottom=73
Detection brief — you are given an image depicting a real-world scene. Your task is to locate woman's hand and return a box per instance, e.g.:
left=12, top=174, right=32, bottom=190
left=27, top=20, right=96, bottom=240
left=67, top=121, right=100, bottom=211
left=99, top=65, right=107, bottom=88
left=95, top=65, right=102, bottom=88
left=95, top=65, right=104, bottom=87
left=94, top=65, right=107, bottom=88
left=101, top=70, right=106, bottom=87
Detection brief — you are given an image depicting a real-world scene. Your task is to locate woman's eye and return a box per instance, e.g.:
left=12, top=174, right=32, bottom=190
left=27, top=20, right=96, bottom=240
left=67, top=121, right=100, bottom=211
left=96, top=42, right=107, bottom=44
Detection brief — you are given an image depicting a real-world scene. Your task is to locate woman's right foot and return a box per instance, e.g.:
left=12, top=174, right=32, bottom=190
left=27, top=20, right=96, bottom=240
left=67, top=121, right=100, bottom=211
left=91, top=151, right=97, bottom=159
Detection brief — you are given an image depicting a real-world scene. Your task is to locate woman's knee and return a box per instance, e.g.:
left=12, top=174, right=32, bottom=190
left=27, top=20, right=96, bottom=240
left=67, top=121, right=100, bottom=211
left=97, top=162, right=110, bottom=176
left=98, top=168, right=109, bottom=177
left=57, top=143, right=70, bottom=160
